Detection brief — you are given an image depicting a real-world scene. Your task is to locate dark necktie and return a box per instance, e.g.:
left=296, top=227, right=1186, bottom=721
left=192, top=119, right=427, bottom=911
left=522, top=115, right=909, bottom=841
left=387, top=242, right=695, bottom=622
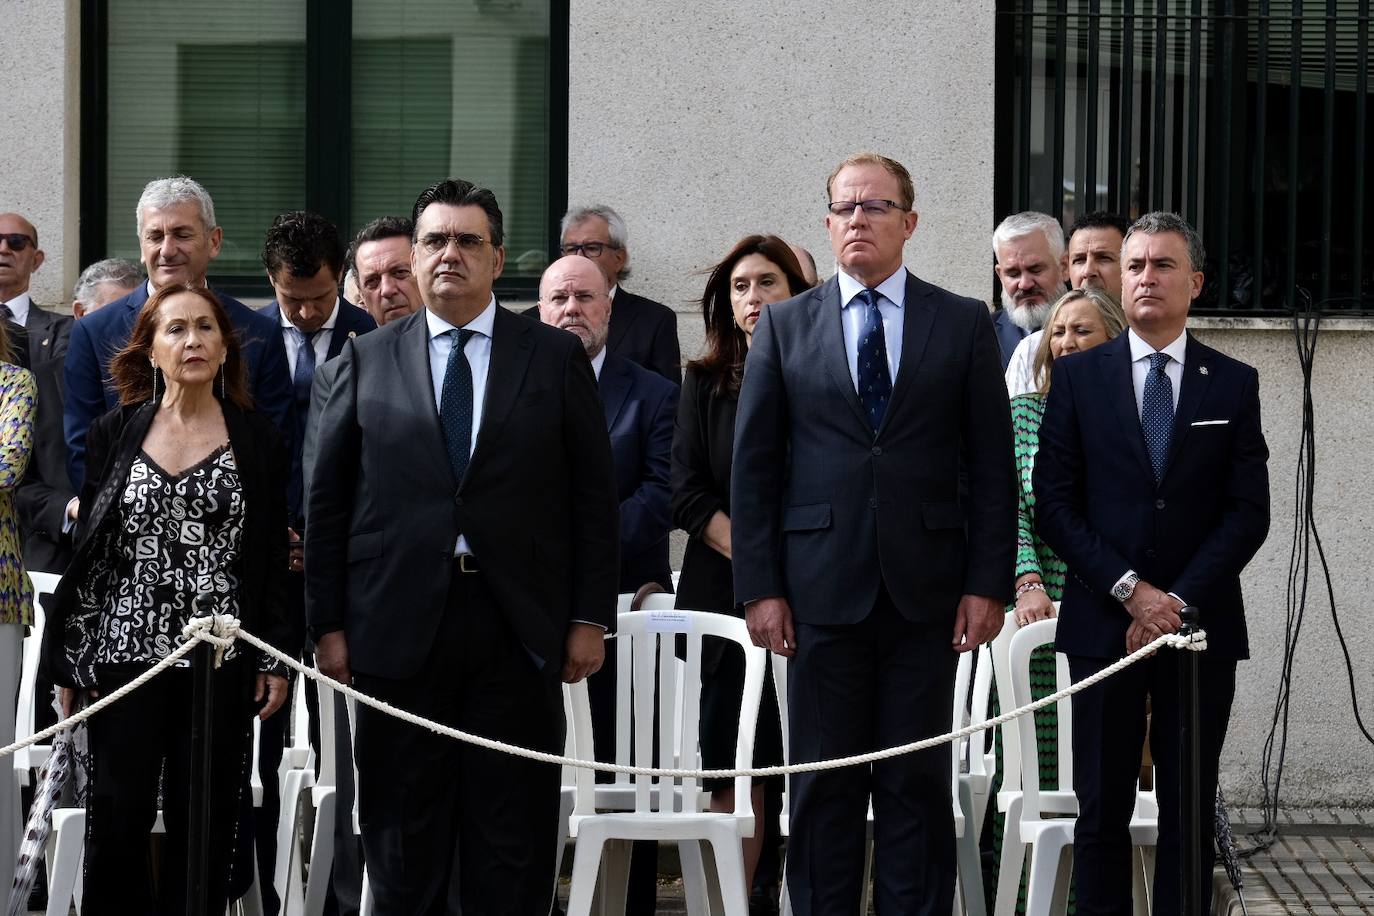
left=1141, top=352, right=1174, bottom=482
left=292, top=328, right=319, bottom=413
left=0, top=303, right=13, bottom=323
left=855, top=288, right=892, bottom=433
left=441, top=328, right=477, bottom=484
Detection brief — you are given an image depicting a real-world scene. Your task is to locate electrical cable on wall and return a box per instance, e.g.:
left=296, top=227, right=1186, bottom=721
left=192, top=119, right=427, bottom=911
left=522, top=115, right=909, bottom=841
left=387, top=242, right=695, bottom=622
left=1242, top=290, right=1374, bottom=858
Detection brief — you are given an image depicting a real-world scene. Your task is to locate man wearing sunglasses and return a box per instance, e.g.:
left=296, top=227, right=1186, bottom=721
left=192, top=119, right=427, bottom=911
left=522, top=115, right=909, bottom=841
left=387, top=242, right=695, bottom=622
left=555, top=205, right=681, bottom=385
left=0, top=212, right=72, bottom=369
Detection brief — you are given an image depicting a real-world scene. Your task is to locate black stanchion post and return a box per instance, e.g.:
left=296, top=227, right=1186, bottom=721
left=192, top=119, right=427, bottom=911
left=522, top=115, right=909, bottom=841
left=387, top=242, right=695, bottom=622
left=186, top=594, right=215, bottom=916
left=1177, top=605, right=1203, bottom=916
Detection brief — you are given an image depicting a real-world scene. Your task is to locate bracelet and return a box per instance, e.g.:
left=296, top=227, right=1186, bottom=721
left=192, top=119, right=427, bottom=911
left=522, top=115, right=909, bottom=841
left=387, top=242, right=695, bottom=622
left=1015, top=581, right=1047, bottom=599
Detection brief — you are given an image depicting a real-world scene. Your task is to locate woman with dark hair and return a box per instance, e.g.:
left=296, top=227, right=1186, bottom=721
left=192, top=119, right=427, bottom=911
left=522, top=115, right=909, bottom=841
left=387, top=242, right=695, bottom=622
left=41, top=283, right=296, bottom=912
left=0, top=318, right=35, bottom=888
left=672, top=235, right=810, bottom=903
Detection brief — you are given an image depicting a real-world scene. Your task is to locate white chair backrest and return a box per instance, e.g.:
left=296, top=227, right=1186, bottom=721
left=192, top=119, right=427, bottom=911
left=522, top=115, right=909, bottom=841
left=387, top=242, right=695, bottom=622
left=16, top=572, right=60, bottom=750
left=573, top=606, right=764, bottom=829
left=967, top=642, right=996, bottom=782
left=611, top=593, right=637, bottom=790
left=951, top=649, right=974, bottom=812
left=315, top=676, right=338, bottom=790
left=1008, top=618, right=1074, bottom=820
left=989, top=619, right=1021, bottom=795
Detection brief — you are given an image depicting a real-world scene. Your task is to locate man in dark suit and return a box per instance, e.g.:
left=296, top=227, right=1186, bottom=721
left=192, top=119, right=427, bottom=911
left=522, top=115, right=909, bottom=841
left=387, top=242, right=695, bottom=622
left=558, top=205, right=681, bottom=384
left=1034, top=212, right=1269, bottom=915
left=0, top=212, right=73, bottom=369
left=307, top=178, right=619, bottom=915
left=732, top=153, right=1017, bottom=915
left=258, top=210, right=375, bottom=916
left=17, top=259, right=143, bottom=575
left=62, top=176, right=295, bottom=492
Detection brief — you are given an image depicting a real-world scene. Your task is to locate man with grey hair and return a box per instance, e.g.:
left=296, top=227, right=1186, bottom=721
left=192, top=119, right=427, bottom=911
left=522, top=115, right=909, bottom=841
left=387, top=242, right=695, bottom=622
left=993, top=211, right=1068, bottom=392
left=1035, top=211, right=1268, bottom=914
left=555, top=204, right=681, bottom=384
left=62, top=175, right=294, bottom=491
left=72, top=258, right=144, bottom=318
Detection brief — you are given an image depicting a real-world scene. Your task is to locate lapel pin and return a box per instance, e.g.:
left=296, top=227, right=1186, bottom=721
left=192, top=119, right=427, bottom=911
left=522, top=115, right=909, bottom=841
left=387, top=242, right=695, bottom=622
left=348, top=330, right=357, bottom=338
left=41, top=338, right=49, bottom=347
left=1199, top=365, right=1209, bottom=376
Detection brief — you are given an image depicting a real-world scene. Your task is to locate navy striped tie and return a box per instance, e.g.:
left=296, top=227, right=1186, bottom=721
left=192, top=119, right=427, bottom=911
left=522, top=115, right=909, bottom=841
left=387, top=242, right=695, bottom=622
left=441, top=328, right=477, bottom=484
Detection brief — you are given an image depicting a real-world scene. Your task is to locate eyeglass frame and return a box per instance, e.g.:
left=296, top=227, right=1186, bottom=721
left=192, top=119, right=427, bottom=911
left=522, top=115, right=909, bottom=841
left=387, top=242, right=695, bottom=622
left=415, top=232, right=494, bottom=255
left=826, top=199, right=909, bottom=218
left=0, top=234, right=36, bottom=252
left=559, top=241, right=621, bottom=259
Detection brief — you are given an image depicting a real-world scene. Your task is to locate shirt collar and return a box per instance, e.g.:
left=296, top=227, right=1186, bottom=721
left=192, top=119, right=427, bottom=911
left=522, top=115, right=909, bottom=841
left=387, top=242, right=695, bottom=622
left=279, top=297, right=341, bottom=333
left=837, top=265, right=908, bottom=310
left=608, top=283, right=620, bottom=301
left=1127, top=327, right=1187, bottom=365
left=590, top=346, right=607, bottom=380
left=1, top=292, right=31, bottom=325
left=426, top=294, right=497, bottom=341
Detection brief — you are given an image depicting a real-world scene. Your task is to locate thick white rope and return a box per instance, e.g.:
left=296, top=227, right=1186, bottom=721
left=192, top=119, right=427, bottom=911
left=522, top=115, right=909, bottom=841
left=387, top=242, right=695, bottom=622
left=0, top=616, right=1208, bottom=778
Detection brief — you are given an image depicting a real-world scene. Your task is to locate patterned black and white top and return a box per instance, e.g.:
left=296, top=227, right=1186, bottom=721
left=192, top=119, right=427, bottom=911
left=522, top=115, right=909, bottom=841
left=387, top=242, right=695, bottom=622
left=96, top=445, right=248, bottom=669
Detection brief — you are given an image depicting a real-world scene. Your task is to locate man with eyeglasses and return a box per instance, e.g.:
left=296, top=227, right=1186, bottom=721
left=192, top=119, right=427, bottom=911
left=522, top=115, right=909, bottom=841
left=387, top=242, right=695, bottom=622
left=0, top=212, right=72, bottom=369
left=732, top=153, right=1016, bottom=915
left=554, top=205, right=681, bottom=385
left=306, top=178, right=618, bottom=915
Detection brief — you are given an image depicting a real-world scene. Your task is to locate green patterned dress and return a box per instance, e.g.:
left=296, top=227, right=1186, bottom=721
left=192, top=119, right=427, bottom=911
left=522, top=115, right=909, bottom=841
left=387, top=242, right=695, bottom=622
left=990, top=391, right=1069, bottom=912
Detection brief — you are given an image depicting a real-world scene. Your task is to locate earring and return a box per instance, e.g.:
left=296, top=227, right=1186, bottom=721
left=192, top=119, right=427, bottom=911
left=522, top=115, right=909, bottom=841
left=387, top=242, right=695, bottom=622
left=150, top=362, right=161, bottom=403
left=218, top=362, right=226, bottom=399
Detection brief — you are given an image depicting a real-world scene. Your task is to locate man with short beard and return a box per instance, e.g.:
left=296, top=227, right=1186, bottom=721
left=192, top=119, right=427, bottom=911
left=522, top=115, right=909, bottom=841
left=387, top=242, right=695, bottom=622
left=993, top=211, right=1069, bottom=396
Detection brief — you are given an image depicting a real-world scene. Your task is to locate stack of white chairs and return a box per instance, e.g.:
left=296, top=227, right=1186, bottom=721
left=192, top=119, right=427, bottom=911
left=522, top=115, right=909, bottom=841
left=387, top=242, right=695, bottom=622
left=564, top=604, right=766, bottom=916
left=998, top=617, right=1158, bottom=915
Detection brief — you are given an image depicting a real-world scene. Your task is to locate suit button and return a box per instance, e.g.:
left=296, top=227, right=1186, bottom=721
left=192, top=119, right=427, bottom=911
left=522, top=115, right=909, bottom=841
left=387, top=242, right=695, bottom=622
left=454, top=494, right=464, bottom=507
left=1155, top=499, right=1166, bottom=509
left=871, top=446, right=882, bottom=456
left=868, top=498, right=877, bottom=509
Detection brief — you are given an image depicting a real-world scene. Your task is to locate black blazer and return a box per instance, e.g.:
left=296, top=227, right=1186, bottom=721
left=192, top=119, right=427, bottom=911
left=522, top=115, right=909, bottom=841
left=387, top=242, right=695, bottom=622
left=41, top=400, right=295, bottom=691
left=1033, top=332, right=1270, bottom=660
left=25, top=304, right=73, bottom=367
left=15, top=355, right=73, bottom=573
left=731, top=272, right=1018, bottom=625
left=257, top=298, right=378, bottom=525
left=671, top=366, right=737, bottom=615
left=608, top=287, right=681, bottom=385
left=600, top=351, right=677, bottom=594
left=305, top=306, right=620, bottom=680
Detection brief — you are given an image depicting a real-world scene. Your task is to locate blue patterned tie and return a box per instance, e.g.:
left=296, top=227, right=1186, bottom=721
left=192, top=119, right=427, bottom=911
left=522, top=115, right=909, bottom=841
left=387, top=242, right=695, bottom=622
left=1141, top=352, right=1174, bottom=482
left=856, top=289, right=892, bottom=433
left=291, top=328, right=319, bottom=414
left=441, top=328, right=477, bottom=484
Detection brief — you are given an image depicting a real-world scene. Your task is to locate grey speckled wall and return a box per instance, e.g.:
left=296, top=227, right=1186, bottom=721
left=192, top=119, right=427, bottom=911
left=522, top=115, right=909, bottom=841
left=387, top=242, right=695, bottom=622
left=567, top=1, right=997, bottom=366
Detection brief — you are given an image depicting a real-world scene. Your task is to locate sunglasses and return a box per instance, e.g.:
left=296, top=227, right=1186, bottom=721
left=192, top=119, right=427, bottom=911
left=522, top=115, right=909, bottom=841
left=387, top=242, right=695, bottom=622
left=0, top=234, right=35, bottom=252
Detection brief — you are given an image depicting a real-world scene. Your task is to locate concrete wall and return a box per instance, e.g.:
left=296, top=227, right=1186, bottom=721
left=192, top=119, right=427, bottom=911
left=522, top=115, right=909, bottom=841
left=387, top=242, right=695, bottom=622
left=1, top=0, right=81, bottom=311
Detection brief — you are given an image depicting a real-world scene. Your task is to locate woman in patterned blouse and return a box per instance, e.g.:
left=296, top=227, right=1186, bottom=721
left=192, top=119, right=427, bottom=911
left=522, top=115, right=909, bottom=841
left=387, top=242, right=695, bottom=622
left=0, top=319, right=35, bottom=897
left=42, top=284, right=296, bottom=913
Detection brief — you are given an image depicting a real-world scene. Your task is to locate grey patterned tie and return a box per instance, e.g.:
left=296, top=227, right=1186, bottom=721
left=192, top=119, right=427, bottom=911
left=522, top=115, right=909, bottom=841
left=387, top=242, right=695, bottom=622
left=440, top=328, right=477, bottom=484
left=1141, top=352, right=1174, bottom=482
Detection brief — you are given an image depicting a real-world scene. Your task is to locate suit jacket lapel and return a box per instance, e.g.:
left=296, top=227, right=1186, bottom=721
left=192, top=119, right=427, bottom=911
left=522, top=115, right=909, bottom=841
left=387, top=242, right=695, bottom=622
left=327, top=306, right=367, bottom=360
left=1162, top=334, right=1212, bottom=477
left=393, top=312, right=452, bottom=483
left=465, top=307, right=535, bottom=486
left=1100, top=335, right=1155, bottom=480
left=813, top=278, right=871, bottom=433
left=607, top=288, right=638, bottom=352
left=600, top=354, right=632, bottom=431
left=880, top=272, right=937, bottom=435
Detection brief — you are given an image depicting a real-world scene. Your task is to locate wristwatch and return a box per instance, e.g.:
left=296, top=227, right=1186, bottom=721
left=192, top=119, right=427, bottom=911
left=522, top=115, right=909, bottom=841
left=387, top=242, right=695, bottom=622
left=1111, top=571, right=1140, bottom=602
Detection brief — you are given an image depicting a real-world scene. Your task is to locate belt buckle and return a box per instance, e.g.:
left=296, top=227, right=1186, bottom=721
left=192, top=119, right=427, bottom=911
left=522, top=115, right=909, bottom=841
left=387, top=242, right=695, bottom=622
left=457, top=554, right=479, bottom=574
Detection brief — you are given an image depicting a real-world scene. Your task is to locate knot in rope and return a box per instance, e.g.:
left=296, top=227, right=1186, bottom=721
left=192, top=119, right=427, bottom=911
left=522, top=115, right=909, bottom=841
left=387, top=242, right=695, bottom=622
left=1163, top=627, right=1209, bottom=652
left=181, top=613, right=242, bottom=668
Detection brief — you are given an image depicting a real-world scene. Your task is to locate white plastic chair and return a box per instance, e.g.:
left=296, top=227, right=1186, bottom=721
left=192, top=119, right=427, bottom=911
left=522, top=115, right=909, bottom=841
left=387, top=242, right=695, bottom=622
left=1006, top=618, right=1158, bottom=915
left=565, top=608, right=765, bottom=916
left=271, top=674, right=319, bottom=913
left=14, top=571, right=61, bottom=788
left=774, top=649, right=987, bottom=916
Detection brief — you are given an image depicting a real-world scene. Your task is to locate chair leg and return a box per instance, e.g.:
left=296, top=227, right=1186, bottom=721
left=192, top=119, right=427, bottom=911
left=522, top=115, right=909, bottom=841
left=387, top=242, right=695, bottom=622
left=707, top=829, right=751, bottom=916
left=778, top=854, right=793, bottom=916
left=552, top=788, right=574, bottom=910
left=45, top=810, right=84, bottom=916
left=274, top=767, right=309, bottom=901
left=359, top=868, right=374, bottom=916
left=598, top=839, right=632, bottom=916
left=860, top=821, right=874, bottom=915
left=679, top=839, right=713, bottom=916
left=239, top=854, right=266, bottom=916
left=565, top=831, right=608, bottom=916
left=993, top=799, right=1025, bottom=916
left=302, top=789, right=337, bottom=916
left=1022, top=836, right=1069, bottom=916
left=956, top=785, right=989, bottom=916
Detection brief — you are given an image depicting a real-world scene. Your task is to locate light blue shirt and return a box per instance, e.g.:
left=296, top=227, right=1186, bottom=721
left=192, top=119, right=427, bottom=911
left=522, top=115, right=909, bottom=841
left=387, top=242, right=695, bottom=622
left=837, top=265, right=907, bottom=390
left=425, top=296, right=496, bottom=556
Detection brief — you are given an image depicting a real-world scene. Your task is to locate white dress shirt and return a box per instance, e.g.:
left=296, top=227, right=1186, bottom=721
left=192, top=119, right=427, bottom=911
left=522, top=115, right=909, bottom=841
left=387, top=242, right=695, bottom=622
left=426, top=298, right=496, bottom=557
left=590, top=345, right=607, bottom=381
left=837, top=265, right=907, bottom=389
left=1004, top=330, right=1043, bottom=397
left=280, top=298, right=340, bottom=377
left=0, top=292, right=32, bottom=326
left=1127, top=327, right=1186, bottom=416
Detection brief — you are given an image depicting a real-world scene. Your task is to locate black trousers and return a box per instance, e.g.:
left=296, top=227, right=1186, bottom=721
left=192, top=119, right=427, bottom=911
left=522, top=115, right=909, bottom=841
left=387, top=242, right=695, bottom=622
left=352, top=569, right=565, bottom=916
left=786, top=591, right=957, bottom=916
left=1067, top=652, right=1237, bottom=916
left=84, top=664, right=252, bottom=915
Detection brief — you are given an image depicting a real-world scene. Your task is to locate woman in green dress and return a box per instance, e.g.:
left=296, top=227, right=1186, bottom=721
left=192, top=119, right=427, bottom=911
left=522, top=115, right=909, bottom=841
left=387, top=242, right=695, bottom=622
left=994, top=286, right=1126, bottom=912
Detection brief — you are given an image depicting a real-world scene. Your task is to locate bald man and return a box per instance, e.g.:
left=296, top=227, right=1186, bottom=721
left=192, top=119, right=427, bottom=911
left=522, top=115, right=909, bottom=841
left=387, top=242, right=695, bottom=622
left=0, top=212, right=72, bottom=368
